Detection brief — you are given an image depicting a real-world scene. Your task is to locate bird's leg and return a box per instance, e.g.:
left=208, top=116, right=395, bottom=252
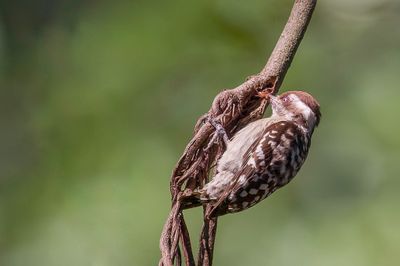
left=205, top=117, right=229, bottom=150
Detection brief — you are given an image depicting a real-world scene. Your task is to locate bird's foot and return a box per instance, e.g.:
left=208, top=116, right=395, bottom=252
left=205, top=117, right=229, bottom=150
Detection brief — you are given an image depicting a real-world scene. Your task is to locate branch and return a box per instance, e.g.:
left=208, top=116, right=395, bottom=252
left=159, top=1, right=317, bottom=265
left=261, top=0, right=317, bottom=85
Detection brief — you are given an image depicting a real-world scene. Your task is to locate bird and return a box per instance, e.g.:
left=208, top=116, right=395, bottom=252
left=184, top=90, right=321, bottom=216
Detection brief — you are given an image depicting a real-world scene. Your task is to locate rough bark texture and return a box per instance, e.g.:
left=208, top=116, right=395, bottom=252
left=159, top=1, right=317, bottom=265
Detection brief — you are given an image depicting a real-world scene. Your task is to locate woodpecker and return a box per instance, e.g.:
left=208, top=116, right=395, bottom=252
left=186, top=90, right=321, bottom=216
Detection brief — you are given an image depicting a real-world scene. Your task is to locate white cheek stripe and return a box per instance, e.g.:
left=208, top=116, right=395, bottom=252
left=291, top=95, right=312, bottom=120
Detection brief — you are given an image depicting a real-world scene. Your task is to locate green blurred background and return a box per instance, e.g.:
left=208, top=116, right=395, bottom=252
left=1, top=0, right=400, bottom=265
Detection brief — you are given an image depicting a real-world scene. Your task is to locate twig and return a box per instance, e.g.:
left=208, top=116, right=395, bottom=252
left=197, top=206, right=218, bottom=266
left=159, top=1, right=317, bottom=265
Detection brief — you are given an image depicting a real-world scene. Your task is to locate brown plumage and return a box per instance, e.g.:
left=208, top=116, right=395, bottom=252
left=185, top=91, right=321, bottom=216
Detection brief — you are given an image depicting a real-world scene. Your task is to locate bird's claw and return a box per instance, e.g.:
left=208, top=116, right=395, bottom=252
left=205, top=117, right=229, bottom=150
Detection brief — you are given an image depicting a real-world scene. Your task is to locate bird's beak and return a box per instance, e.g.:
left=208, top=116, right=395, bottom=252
left=268, top=94, right=278, bottom=104
left=268, top=94, right=285, bottom=115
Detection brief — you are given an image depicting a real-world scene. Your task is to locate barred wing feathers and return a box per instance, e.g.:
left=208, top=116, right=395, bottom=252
left=214, top=121, right=310, bottom=215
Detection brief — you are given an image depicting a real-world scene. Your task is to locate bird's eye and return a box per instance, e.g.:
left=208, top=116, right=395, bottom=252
left=282, top=96, right=290, bottom=103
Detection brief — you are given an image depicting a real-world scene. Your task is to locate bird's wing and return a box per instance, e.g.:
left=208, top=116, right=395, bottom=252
left=211, top=120, right=301, bottom=215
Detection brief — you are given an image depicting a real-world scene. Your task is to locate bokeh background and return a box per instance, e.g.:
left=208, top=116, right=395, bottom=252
left=1, top=0, right=400, bottom=265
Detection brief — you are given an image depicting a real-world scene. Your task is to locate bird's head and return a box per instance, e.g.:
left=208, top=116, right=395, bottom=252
left=269, top=90, right=321, bottom=130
